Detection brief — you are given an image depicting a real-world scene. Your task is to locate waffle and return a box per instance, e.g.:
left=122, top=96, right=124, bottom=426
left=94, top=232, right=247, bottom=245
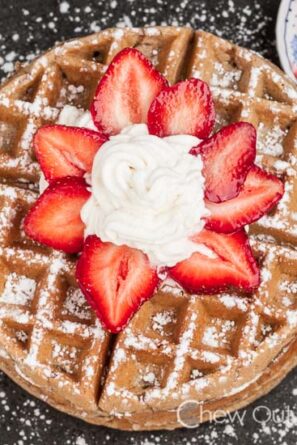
left=0, top=26, right=297, bottom=431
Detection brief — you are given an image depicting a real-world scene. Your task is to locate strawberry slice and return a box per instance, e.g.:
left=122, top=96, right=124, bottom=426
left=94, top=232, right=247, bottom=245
left=191, top=122, right=256, bottom=203
left=76, top=236, right=159, bottom=333
left=205, top=165, right=284, bottom=233
left=34, top=125, right=107, bottom=182
left=147, top=78, right=215, bottom=138
left=169, top=229, right=260, bottom=293
left=24, top=177, right=90, bottom=254
left=90, top=48, right=168, bottom=135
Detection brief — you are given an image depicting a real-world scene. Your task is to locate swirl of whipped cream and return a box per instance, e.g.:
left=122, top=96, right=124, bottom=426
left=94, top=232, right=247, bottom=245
left=58, top=105, right=98, bottom=131
left=81, top=123, right=210, bottom=267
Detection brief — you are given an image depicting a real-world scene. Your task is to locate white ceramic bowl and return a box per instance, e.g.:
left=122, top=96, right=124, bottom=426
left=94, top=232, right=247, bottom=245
left=276, top=0, right=297, bottom=81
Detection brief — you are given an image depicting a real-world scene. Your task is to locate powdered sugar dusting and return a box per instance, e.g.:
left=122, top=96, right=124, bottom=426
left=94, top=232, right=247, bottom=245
left=0, top=1, right=296, bottom=443
left=0, top=0, right=281, bottom=79
left=1, top=273, right=36, bottom=306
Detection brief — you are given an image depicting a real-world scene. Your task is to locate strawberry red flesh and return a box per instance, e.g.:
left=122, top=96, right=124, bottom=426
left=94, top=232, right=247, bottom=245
left=90, top=48, right=168, bottom=136
left=24, top=177, right=90, bottom=254
left=147, top=78, right=215, bottom=138
left=169, top=229, right=260, bottom=293
left=205, top=165, right=284, bottom=233
left=191, top=122, right=256, bottom=203
left=76, top=236, right=159, bottom=333
left=34, top=125, right=107, bottom=182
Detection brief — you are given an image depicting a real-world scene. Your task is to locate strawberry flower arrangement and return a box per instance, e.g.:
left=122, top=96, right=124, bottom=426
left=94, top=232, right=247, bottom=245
left=24, top=49, right=284, bottom=333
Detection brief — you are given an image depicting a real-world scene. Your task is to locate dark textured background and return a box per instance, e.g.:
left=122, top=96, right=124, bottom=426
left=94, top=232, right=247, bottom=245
left=0, top=0, right=296, bottom=444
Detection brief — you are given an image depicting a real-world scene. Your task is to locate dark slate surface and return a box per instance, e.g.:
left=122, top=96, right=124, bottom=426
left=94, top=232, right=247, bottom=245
left=0, top=0, right=296, bottom=444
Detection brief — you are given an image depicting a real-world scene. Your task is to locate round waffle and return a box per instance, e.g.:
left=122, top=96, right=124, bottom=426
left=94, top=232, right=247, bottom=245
left=0, top=26, right=297, bottom=431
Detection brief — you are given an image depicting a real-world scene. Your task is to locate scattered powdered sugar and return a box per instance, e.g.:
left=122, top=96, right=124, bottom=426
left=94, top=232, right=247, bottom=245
left=19, top=120, right=37, bottom=152
left=152, top=310, right=176, bottom=334
left=0, top=360, right=297, bottom=444
left=202, top=320, right=235, bottom=348
left=75, top=437, right=88, bottom=445
left=0, top=0, right=280, bottom=78
left=0, top=1, right=296, bottom=444
left=59, top=1, right=70, bottom=14
left=143, top=372, right=157, bottom=385
left=279, top=280, right=297, bottom=294
left=211, top=62, right=242, bottom=89
left=219, top=294, right=248, bottom=312
left=257, top=122, right=287, bottom=157
left=1, top=273, right=36, bottom=306
left=61, top=288, right=92, bottom=320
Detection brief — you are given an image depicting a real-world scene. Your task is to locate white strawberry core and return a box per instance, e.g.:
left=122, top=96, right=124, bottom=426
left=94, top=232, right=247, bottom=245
left=81, top=123, right=211, bottom=268
left=39, top=105, right=98, bottom=194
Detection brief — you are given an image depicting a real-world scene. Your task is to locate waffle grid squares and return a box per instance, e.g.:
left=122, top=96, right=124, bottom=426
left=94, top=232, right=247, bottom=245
left=0, top=27, right=296, bottom=428
left=0, top=183, right=109, bottom=411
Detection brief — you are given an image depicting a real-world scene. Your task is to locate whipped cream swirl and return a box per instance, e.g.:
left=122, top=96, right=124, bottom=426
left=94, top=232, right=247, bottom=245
left=58, top=105, right=98, bottom=131
left=81, top=123, right=210, bottom=267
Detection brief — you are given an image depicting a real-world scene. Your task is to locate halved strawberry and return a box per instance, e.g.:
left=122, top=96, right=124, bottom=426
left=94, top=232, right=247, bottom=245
left=34, top=125, right=107, bottom=182
left=76, top=236, right=159, bottom=333
left=191, top=122, right=256, bottom=203
left=147, top=78, right=215, bottom=138
left=169, top=229, right=260, bottom=293
left=90, top=48, right=168, bottom=136
left=205, top=165, right=284, bottom=233
left=24, top=177, right=90, bottom=254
